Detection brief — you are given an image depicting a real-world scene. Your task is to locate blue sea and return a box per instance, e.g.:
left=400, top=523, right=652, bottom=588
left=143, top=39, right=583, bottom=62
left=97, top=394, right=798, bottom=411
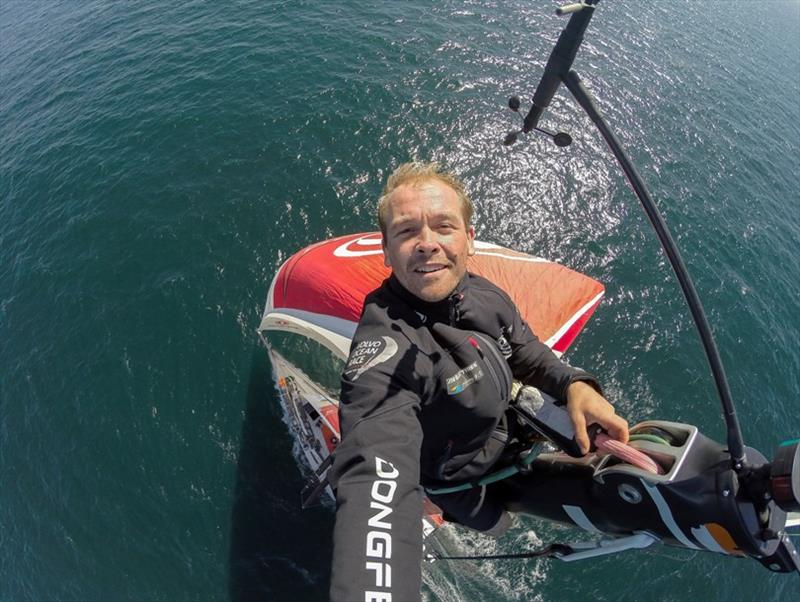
left=1, top=1, right=798, bottom=600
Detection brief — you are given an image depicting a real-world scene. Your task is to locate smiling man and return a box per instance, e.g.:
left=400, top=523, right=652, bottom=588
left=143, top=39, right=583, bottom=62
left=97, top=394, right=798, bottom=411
left=379, top=175, right=475, bottom=302
left=328, top=162, right=628, bottom=602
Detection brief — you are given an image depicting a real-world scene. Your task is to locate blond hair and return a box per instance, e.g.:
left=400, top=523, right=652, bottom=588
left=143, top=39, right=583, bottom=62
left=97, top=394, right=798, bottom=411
left=377, top=161, right=474, bottom=237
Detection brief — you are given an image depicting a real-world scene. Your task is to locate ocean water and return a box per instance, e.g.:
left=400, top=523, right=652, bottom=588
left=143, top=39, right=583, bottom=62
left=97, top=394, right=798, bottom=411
left=1, top=1, right=798, bottom=601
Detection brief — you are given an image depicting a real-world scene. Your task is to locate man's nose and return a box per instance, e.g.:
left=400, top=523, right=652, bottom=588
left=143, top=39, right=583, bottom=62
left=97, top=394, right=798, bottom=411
left=415, top=227, right=440, bottom=254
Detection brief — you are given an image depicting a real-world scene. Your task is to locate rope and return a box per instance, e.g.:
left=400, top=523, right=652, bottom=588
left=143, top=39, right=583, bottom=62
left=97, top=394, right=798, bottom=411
left=425, top=442, right=544, bottom=495
left=427, top=543, right=574, bottom=562
left=595, top=433, right=664, bottom=475
left=629, top=433, right=671, bottom=446
left=426, top=432, right=665, bottom=497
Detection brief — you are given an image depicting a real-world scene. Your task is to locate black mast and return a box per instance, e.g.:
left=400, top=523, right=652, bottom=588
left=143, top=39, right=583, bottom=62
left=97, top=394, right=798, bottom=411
left=516, top=0, right=747, bottom=469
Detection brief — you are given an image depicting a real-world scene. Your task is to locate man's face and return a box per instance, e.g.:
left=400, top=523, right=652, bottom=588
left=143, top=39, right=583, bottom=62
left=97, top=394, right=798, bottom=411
left=382, top=180, right=475, bottom=302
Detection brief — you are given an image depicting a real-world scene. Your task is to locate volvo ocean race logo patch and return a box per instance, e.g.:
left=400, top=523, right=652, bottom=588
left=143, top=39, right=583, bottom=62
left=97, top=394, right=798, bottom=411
left=446, top=361, right=484, bottom=395
left=343, top=336, right=398, bottom=381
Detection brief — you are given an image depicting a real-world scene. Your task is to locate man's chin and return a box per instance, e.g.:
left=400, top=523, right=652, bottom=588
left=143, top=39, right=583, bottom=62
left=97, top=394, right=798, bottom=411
left=396, top=271, right=458, bottom=302
left=415, top=289, right=449, bottom=302
left=408, top=281, right=453, bottom=303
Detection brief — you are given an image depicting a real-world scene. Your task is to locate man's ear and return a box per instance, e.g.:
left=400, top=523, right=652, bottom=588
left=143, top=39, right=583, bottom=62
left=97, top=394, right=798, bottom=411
left=467, top=225, right=476, bottom=256
left=382, top=239, right=392, bottom=267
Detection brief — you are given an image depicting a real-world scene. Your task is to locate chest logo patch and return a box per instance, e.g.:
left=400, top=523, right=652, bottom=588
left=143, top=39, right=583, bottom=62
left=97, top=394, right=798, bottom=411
left=446, top=361, right=484, bottom=395
left=497, top=333, right=512, bottom=358
left=344, top=336, right=398, bottom=381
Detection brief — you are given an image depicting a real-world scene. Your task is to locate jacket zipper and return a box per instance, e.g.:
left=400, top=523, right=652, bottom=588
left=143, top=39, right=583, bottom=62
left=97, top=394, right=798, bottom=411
left=447, top=293, right=511, bottom=400
left=435, top=439, right=454, bottom=480
left=448, top=293, right=463, bottom=325
left=472, top=332, right=512, bottom=401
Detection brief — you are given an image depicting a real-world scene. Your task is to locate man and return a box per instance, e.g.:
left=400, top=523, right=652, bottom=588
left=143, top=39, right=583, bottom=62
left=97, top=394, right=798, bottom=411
left=329, top=162, right=628, bottom=602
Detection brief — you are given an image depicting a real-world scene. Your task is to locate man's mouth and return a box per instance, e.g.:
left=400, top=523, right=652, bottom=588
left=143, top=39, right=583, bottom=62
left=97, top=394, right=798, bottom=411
left=413, top=264, right=446, bottom=274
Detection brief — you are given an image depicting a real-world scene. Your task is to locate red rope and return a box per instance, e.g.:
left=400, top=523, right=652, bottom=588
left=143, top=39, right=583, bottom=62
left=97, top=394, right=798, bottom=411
left=595, top=433, right=664, bottom=475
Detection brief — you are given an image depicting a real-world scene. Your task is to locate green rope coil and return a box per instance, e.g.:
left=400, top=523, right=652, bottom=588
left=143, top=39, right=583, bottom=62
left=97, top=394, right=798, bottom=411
left=629, top=433, right=671, bottom=446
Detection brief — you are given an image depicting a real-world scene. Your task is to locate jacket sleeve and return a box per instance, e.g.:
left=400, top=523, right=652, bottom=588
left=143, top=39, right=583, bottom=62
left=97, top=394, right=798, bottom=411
left=505, top=301, right=601, bottom=402
left=328, top=336, right=425, bottom=602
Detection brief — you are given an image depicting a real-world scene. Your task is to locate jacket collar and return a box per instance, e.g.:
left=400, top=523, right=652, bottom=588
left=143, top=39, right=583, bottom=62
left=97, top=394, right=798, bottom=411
left=386, top=272, right=468, bottom=324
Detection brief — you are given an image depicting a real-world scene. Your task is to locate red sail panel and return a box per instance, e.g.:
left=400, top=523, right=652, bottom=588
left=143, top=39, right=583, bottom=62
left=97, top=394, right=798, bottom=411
left=466, top=246, right=604, bottom=353
left=270, top=234, right=388, bottom=323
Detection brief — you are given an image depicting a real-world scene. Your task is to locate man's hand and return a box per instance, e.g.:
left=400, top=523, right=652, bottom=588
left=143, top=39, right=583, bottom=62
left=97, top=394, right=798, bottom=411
left=566, top=381, right=629, bottom=454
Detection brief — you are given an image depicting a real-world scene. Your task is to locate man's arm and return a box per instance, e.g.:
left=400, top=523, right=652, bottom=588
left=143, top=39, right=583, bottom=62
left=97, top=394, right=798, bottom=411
left=505, top=304, right=597, bottom=400
left=329, top=342, right=425, bottom=602
left=505, top=304, right=628, bottom=451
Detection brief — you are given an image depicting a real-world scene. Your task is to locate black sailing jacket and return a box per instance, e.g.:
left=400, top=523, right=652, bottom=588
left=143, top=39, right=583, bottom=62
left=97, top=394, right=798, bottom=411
left=329, top=272, right=599, bottom=602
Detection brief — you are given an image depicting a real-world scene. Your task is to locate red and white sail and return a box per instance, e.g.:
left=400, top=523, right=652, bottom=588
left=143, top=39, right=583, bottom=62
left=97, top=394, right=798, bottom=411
left=259, top=232, right=604, bottom=358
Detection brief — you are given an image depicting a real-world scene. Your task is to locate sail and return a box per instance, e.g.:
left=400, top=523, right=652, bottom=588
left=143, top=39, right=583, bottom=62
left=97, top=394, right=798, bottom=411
left=259, top=232, right=604, bottom=357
